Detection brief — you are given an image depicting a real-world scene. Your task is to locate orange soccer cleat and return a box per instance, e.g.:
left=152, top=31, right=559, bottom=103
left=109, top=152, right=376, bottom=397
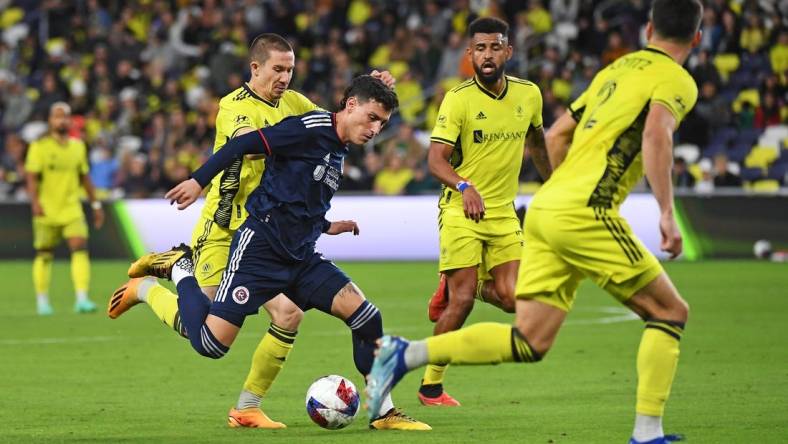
left=427, top=273, right=449, bottom=322
left=417, top=391, right=461, bottom=407
left=107, top=277, right=145, bottom=319
left=227, top=407, right=286, bottom=429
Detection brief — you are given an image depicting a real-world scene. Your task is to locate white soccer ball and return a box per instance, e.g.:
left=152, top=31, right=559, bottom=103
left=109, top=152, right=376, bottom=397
left=305, top=375, right=360, bottom=429
left=753, top=239, right=772, bottom=259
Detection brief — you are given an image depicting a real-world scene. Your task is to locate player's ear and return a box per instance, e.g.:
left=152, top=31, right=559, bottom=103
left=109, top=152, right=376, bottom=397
left=345, top=96, right=357, bottom=112
left=250, top=61, right=260, bottom=77
left=506, top=44, right=513, bottom=61
left=691, top=30, right=702, bottom=48
left=645, top=22, right=654, bottom=40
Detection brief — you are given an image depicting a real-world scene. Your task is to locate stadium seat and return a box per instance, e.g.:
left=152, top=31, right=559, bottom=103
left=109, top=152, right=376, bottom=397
left=732, top=89, right=760, bottom=113
left=740, top=167, right=764, bottom=181
left=726, top=144, right=752, bottom=163
left=710, top=126, right=737, bottom=146
left=734, top=127, right=761, bottom=147
left=713, top=53, right=740, bottom=82
left=674, top=143, right=700, bottom=163
left=767, top=163, right=788, bottom=183
left=744, top=146, right=779, bottom=170
left=745, top=179, right=780, bottom=192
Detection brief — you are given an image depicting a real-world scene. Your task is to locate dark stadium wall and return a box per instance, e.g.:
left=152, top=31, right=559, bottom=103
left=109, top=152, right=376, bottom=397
left=0, top=202, right=133, bottom=259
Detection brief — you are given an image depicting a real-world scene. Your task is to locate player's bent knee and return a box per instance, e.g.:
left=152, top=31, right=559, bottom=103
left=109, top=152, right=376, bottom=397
left=188, top=325, right=230, bottom=359
left=271, top=306, right=303, bottom=331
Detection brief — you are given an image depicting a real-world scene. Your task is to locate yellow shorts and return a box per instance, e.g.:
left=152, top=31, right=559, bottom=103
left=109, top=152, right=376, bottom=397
left=516, top=207, right=663, bottom=311
left=438, top=206, right=523, bottom=276
left=33, top=216, right=88, bottom=250
left=190, top=217, right=233, bottom=288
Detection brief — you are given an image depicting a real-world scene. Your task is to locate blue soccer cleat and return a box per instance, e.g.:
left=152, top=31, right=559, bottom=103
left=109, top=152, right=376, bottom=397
left=365, top=335, right=410, bottom=421
left=629, top=434, right=685, bottom=444
left=75, top=298, right=98, bottom=313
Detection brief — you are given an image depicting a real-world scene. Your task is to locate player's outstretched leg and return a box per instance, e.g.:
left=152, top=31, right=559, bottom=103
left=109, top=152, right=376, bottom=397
left=108, top=277, right=186, bottom=336
left=324, top=282, right=429, bottom=430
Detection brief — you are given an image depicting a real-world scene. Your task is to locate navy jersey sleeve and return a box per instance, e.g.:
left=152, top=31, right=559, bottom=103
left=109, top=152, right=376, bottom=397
left=259, top=112, right=331, bottom=159
left=190, top=130, right=268, bottom=187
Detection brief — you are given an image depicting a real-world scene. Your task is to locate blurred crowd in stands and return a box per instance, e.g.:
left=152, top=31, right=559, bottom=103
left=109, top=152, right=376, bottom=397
left=0, top=0, right=786, bottom=200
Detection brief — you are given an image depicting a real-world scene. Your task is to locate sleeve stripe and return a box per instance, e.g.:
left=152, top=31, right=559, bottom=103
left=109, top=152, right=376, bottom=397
left=257, top=129, right=272, bottom=156
left=430, top=136, right=455, bottom=146
left=651, top=99, right=683, bottom=122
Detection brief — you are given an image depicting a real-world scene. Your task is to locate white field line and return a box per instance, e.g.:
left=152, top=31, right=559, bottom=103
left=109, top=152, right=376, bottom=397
left=0, top=307, right=638, bottom=346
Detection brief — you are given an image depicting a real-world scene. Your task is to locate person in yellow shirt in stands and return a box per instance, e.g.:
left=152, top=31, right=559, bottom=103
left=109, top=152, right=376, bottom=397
left=25, top=102, right=104, bottom=315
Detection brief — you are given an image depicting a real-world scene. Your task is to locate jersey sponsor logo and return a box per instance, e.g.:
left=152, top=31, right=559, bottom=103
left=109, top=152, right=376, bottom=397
left=232, top=286, right=250, bottom=305
left=313, top=154, right=330, bottom=181
left=472, top=129, right=526, bottom=144
left=475, top=111, right=487, bottom=120
left=234, top=115, right=250, bottom=125
left=436, top=114, right=447, bottom=128
left=313, top=154, right=341, bottom=191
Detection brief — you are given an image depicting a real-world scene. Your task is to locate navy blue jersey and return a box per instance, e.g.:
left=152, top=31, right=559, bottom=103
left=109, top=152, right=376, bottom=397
left=191, top=111, right=348, bottom=260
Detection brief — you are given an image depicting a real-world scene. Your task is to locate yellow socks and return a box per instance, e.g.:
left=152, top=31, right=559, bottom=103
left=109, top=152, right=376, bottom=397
left=426, top=322, right=540, bottom=365
left=144, top=282, right=185, bottom=337
left=33, top=251, right=53, bottom=296
left=422, top=364, right=448, bottom=385
left=70, top=250, right=90, bottom=297
left=242, top=323, right=297, bottom=398
left=636, top=320, right=684, bottom=416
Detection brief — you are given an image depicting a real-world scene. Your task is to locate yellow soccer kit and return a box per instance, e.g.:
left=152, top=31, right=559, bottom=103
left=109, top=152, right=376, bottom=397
left=25, top=135, right=90, bottom=249
left=517, top=45, right=698, bottom=310
left=191, top=85, right=318, bottom=286
left=431, top=75, right=543, bottom=273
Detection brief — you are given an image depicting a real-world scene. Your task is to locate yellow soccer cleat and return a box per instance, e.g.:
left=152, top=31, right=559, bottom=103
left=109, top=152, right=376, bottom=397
left=127, top=243, right=192, bottom=280
left=369, top=408, right=431, bottom=431
left=227, top=407, right=287, bottom=429
left=107, top=277, right=146, bottom=319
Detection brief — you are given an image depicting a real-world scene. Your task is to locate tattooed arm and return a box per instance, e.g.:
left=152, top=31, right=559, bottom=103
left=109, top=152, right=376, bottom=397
left=525, top=125, right=552, bottom=181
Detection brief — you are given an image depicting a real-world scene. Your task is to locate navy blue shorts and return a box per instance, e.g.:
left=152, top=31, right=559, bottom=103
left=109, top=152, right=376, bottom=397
left=210, top=219, right=351, bottom=327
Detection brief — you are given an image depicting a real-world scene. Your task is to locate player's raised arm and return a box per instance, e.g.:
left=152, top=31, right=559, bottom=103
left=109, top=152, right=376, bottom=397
left=642, top=103, right=681, bottom=259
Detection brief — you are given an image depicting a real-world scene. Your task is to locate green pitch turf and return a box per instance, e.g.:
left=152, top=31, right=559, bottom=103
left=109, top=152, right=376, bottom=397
left=1, top=260, right=786, bottom=443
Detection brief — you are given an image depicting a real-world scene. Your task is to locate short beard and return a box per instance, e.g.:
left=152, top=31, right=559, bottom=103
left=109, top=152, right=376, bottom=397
left=473, top=63, right=505, bottom=86
left=54, top=126, right=69, bottom=136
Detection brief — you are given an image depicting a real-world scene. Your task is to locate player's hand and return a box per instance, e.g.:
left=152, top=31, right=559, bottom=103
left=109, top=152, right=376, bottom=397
left=462, top=186, right=485, bottom=222
left=31, top=200, right=44, bottom=217
left=165, top=178, right=203, bottom=210
left=370, top=70, right=396, bottom=89
left=93, top=207, right=105, bottom=229
left=659, top=211, right=682, bottom=259
left=326, top=220, right=360, bottom=236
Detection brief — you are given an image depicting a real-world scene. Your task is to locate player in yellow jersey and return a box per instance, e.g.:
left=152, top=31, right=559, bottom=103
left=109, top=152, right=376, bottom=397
left=368, top=2, right=702, bottom=442
left=25, top=102, right=104, bottom=315
left=108, top=34, right=425, bottom=431
left=418, top=17, right=551, bottom=406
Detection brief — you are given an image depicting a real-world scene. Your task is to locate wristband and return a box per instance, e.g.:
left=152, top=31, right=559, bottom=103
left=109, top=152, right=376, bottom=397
left=456, top=181, right=471, bottom=193
left=91, top=201, right=102, bottom=210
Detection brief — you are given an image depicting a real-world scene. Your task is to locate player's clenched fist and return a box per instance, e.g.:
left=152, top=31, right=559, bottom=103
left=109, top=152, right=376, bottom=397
left=326, top=220, right=360, bottom=236
left=165, top=178, right=203, bottom=210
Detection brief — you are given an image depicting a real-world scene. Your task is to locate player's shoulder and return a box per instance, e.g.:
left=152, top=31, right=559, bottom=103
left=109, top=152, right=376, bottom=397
left=448, top=78, right=475, bottom=94
left=297, top=110, right=333, bottom=128
left=506, top=75, right=541, bottom=97
left=281, top=89, right=314, bottom=106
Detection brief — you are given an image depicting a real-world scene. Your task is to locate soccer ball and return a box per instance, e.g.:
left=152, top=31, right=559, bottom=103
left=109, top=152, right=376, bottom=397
left=305, top=375, right=360, bottom=429
left=753, top=239, right=772, bottom=259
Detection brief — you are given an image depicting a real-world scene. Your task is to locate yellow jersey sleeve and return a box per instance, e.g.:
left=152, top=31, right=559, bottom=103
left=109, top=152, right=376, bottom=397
left=651, top=75, right=698, bottom=125
left=568, top=90, right=589, bottom=122
left=25, top=141, right=42, bottom=173
left=430, top=91, right=466, bottom=146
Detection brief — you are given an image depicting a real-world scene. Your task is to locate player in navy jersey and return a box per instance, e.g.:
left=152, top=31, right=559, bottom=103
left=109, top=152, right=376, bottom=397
left=129, top=75, right=430, bottom=430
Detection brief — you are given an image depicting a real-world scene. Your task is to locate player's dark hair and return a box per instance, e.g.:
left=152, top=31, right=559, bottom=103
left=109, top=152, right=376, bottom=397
left=339, top=75, right=399, bottom=111
left=249, top=33, right=293, bottom=63
left=651, top=0, right=703, bottom=43
left=468, top=17, right=509, bottom=39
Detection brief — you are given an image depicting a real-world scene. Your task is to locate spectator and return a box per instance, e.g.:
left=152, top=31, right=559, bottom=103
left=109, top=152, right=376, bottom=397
left=690, top=49, right=723, bottom=90
left=0, top=133, right=27, bottom=197
left=672, top=157, right=696, bottom=189
left=601, top=31, right=631, bottom=66
left=374, top=150, right=413, bottom=196
left=754, top=92, right=782, bottom=129
left=713, top=154, right=743, bottom=187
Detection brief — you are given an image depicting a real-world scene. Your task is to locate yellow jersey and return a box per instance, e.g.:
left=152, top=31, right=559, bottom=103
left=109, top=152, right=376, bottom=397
left=24, top=135, right=89, bottom=224
left=431, top=75, right=543, bottom=213
left=531, top=46, right=698, bottom=211
left=202, top=84, right=318, bottom=229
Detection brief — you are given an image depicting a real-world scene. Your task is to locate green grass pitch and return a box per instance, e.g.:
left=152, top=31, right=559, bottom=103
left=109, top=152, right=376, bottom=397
left=1, top=260, right=786, bottom=443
